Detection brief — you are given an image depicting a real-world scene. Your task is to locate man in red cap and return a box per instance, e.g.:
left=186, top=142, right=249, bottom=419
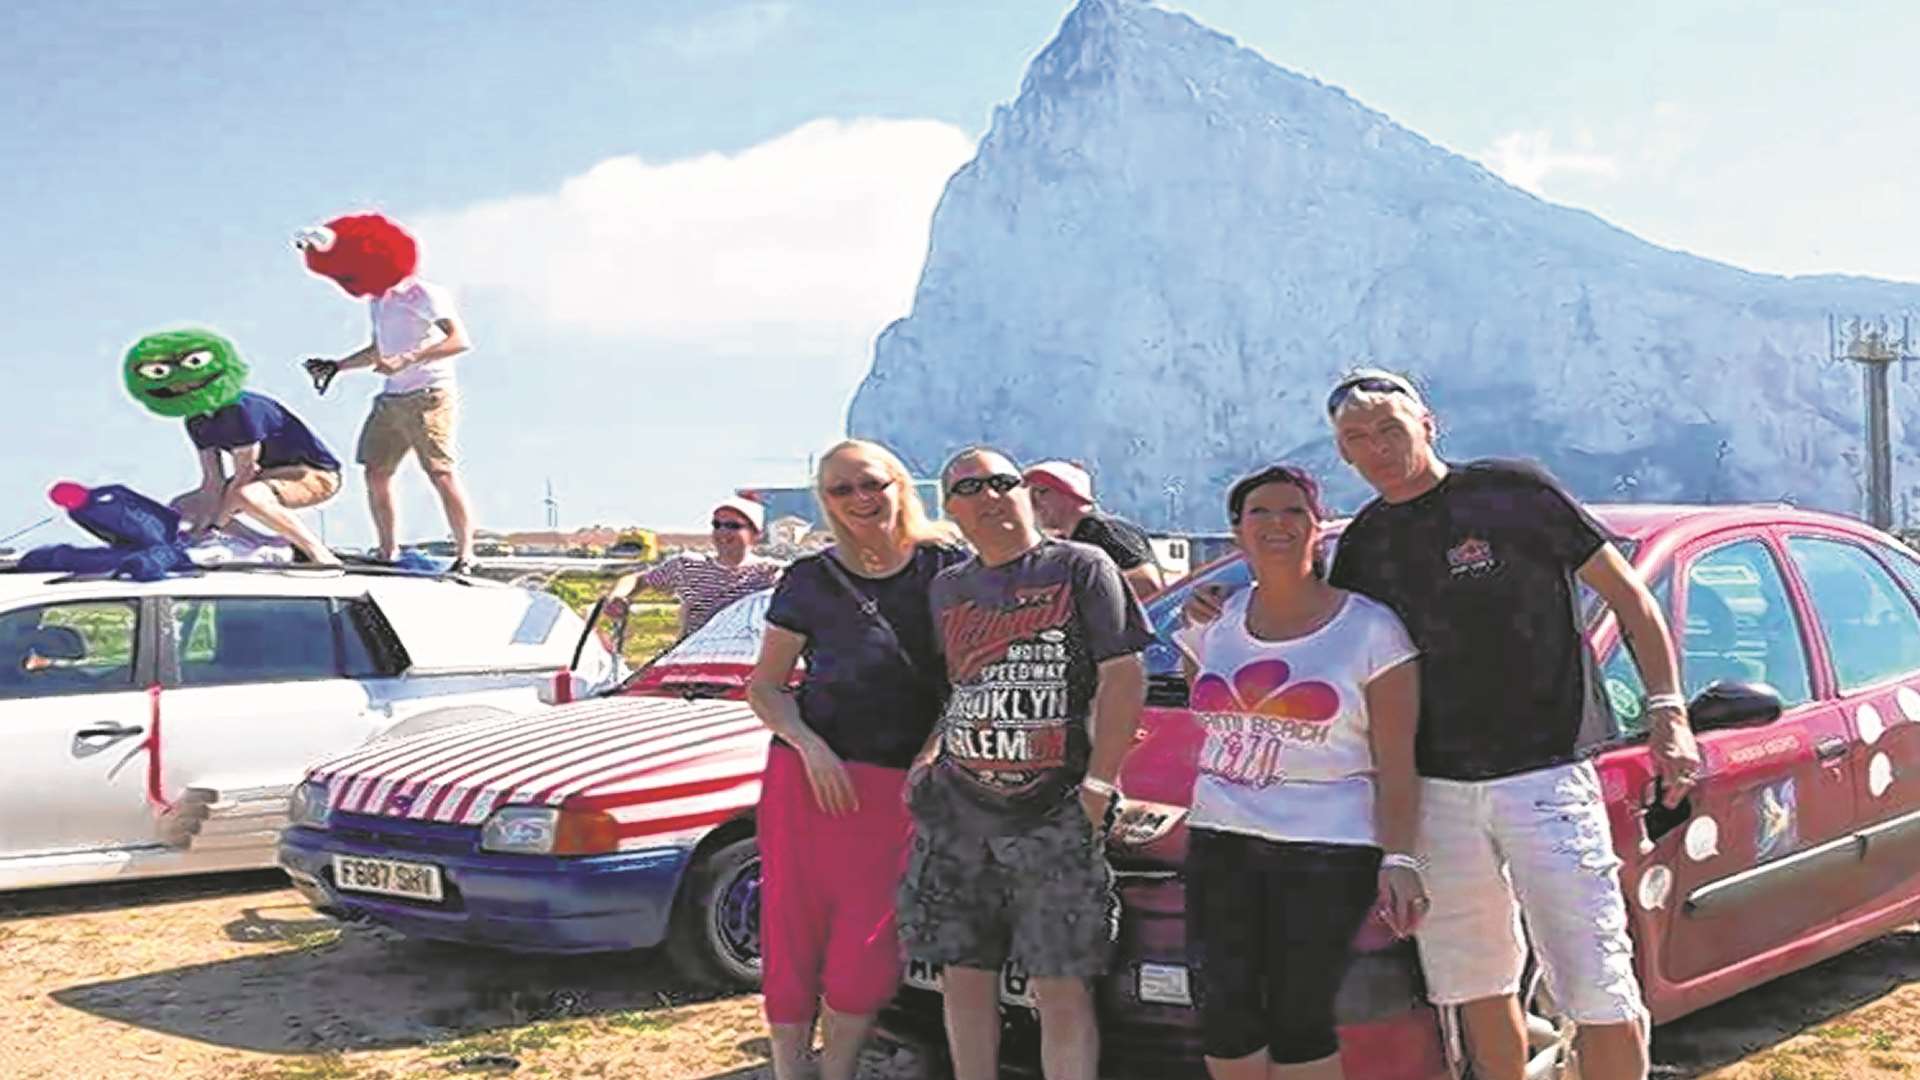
left=1024, top=459, right=1165, bottom=600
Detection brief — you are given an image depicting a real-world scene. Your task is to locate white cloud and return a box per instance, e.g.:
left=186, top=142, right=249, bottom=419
left=1480, top=129, right=1619, bottom=194
left=413, top=117, right=977, bottom=355
left=652, top=2, right=793, bottom=60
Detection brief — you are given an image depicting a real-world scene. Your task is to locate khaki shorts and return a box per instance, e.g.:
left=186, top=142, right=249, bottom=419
left=357, top=388, right=458, bottom=473
left=260, top=466, right=342, bottom=509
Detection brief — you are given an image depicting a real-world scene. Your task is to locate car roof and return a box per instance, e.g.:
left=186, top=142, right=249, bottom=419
left=1587, top=502, right=1891, bottom=554
left=0, top=564, right=505, bottom=605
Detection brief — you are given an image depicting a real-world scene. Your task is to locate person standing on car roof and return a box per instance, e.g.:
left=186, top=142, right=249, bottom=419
left=296, top=213, right=478, bottom=573
left=1191, top=369, right=1700, bottom=1080
left=744, top=440, right=966, bottom=1080
left=1171, top=463, right=1425, bottom=1080
left=604, top=496, right=784, bottom=637
left=1024, top=459, right=1167, bottom=600
left=901, top=446, right=1153, bottom=1080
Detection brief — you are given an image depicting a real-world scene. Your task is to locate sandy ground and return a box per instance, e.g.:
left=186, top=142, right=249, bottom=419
left=2, top=872, right=1915, bottom=1079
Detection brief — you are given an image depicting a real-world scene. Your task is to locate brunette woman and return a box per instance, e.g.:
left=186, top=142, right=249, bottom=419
left=1173, top=465, right=1426, bottom=1080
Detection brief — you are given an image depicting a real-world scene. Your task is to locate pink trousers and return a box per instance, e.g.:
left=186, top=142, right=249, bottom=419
left=758, top=742, right=912, bottom=1024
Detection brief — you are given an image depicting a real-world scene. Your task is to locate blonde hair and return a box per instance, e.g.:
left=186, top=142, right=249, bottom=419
left=814, top=439, right=957, bottom=552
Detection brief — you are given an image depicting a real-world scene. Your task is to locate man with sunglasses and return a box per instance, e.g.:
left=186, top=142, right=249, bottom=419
left=898, top=447, right=1152, bottom=1080
left=1319, top=368, right=1696, bottom=1080
left=605, top=495, right=783, bottom=637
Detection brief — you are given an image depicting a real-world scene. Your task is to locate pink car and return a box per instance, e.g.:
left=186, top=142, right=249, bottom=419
left=882, top=502, right=1920, bottom=1077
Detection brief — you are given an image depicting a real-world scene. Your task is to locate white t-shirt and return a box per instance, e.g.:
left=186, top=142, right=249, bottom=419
left=370, top=278, right=459, bottom=394
left=1173, top=588, right=1417, bottom=848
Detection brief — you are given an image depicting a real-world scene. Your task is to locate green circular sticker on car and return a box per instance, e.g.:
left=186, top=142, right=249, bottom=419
left=1607, top=678, right=1643, bottom=721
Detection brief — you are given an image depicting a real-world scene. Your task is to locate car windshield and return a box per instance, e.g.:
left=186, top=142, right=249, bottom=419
left=614, top=588, right=773, bottom=692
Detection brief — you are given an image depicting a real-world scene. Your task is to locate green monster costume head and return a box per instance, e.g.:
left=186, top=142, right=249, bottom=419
left=124, top=328, right=250, bottom=419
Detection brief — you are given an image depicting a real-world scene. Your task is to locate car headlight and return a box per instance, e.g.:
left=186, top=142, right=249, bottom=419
left=479, top=806, right=622, bottom=856
left=481, top=807, right=560, bottom=854
left=288, top=780, right=331, bottom=830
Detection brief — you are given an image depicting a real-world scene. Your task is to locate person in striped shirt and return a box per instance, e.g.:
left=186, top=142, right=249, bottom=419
left=606, top=497, right=785, bottom=636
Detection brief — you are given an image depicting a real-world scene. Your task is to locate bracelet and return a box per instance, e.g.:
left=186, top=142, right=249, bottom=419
left=1080, top=776, right=1120, bottom=800
left=1644, top=693, right=1687, bottom=712
left=1381, top=852, right=1423, bottom=872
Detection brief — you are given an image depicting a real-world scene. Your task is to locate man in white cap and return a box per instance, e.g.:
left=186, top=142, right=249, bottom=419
left=606, top=495, right=784, bottom=636
left=1023, top=459, right=1165, bottom=600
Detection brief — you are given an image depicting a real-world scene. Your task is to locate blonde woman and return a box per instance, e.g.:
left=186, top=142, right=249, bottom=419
left=746, top=440, right=965, bottom=1080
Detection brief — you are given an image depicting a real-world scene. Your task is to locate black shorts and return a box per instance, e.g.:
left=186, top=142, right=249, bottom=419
left=1185, top=828, right=1382, bottom=1064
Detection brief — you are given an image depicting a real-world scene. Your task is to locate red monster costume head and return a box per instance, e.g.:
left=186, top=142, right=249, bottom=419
left=294, top=213, right=419, bottom=298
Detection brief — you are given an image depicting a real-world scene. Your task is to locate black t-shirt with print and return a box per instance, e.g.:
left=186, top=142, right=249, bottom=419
left=1328, top=460, right=1611, bottom=781
left=765, top=542, right=969, bottom=769
left=923, top=539, right=1155, bottom=831
left=1071, top=511, right=1157, bottom=571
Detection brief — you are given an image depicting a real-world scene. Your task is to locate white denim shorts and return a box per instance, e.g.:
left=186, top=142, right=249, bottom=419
left=1414, top=760, right=1648, bottom=1029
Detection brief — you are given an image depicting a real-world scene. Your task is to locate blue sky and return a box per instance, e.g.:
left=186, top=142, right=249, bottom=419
left=4, top=0, right=1916, bottom=548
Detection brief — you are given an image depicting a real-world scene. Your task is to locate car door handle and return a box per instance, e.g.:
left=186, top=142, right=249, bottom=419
left=75, top=722, right=145, bottom=740
left=1816, top=736, right=1849, bottom=762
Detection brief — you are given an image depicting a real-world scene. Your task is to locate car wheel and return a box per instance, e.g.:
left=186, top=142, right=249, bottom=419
left=666, top=834, right=763, bottom=990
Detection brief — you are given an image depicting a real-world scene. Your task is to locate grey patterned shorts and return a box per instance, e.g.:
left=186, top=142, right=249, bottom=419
left=897, top=793, right=1118, bottom=978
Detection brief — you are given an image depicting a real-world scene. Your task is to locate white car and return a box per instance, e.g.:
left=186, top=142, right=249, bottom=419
left=0, top=564, right=621, bottom=891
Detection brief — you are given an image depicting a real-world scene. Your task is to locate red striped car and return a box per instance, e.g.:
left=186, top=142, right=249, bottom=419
left=277, top=590, right=777, bottom=984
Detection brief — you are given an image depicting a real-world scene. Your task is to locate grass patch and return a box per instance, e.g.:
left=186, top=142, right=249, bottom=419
left=432, top=1019, right=588, bottom=1061
left=1816, top=1025, right=1861, bottom=1041
left=282, top=926, right=343, bottom=953
left=1751, top=1052, right=1833, bottom=1080
left=249, top=1054, right=361, bottom=1080
left=600, top=1010, right=680, bottom=1035
left=1870, top=1054, right=1910, bottom=1072
left=1871, top=1031, right=1900, bottom=1052
left=543, top=573, right=682, bottom=667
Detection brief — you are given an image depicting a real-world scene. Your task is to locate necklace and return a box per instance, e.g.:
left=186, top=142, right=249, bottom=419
left=846, top=540, right=909, bottom=577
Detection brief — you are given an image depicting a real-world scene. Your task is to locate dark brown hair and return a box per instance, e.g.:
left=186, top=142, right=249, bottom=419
left=1226, top=464, right=1325, bottom=524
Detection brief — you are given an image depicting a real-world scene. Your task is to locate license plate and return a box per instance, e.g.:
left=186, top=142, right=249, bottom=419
left=904, top=959, right=1035, bottom=1008
left=332, top=854, right=444, bottom=902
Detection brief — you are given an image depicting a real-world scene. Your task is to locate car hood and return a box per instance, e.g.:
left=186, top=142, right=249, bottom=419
left=307, top=696, right=769, bottom=837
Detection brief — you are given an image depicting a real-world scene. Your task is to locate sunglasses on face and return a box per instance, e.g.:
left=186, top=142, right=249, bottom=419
left=1325, top=376, right=1414, bottom=417
left=825, top=477, right=893, bottom=499
left=711, top=519, right=751, bottom=531
left=947, top=474, right=1024, bottom=498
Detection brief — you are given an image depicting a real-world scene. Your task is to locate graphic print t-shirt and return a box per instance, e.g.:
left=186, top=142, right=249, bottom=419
left=926, top=540, right=1154, bottom=829
left=1329, top=459, right=1611, bottom=781
left=1173, top=589, right=1416, bottom=847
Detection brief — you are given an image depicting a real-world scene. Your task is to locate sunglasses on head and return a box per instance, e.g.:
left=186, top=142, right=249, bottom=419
left=1326, top=376, right=1414, bottom=417
left=948, top=474, right=1024, bottom=498
left=825, top=477, right=893, bottom=499
left=711, top=518, right=751, bottom=531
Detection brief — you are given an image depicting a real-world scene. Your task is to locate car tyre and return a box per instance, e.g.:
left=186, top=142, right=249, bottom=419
left=667, top=834, right=763, bottom=990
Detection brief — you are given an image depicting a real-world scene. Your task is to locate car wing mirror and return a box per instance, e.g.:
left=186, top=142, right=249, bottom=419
left=1687, top=680, right=1783, bottom=733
